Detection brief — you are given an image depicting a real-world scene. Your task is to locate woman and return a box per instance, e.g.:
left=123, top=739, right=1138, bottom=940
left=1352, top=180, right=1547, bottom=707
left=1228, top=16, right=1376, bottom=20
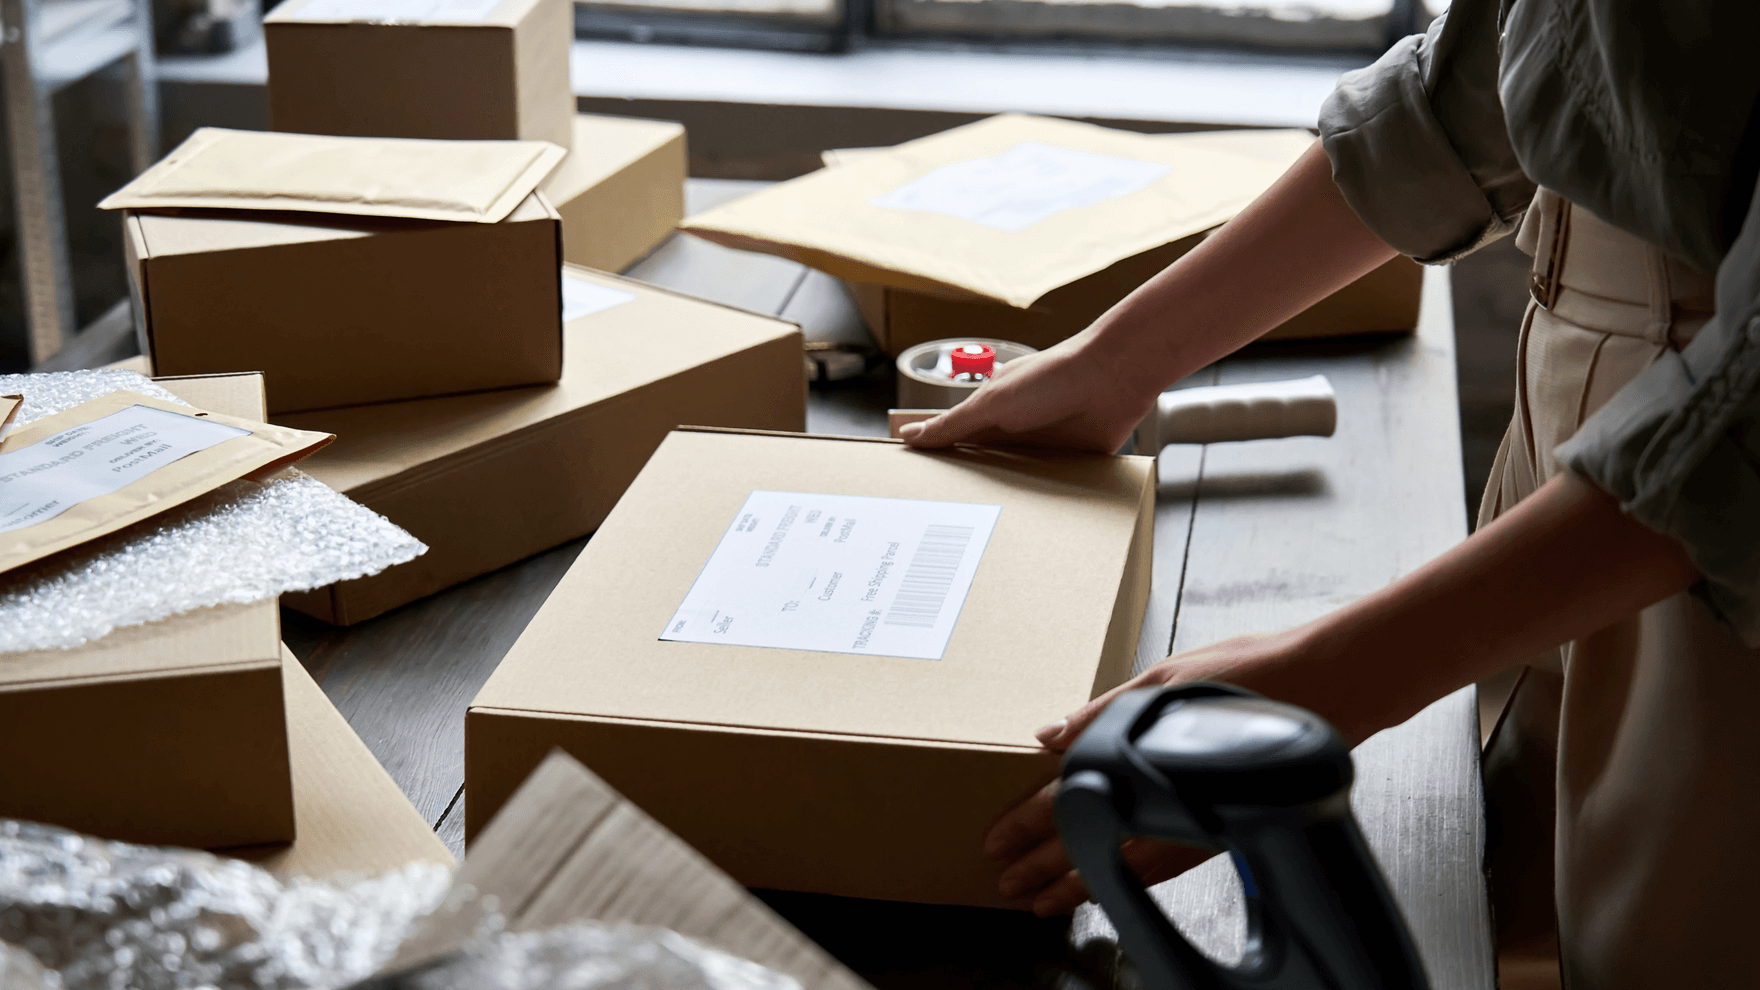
left=900, top=1, right=1760, bottom=985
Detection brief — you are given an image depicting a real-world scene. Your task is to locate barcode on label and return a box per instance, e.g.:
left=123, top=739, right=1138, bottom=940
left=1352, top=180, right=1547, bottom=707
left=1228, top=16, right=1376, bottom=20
left=884, top=524, right=975, bottom=629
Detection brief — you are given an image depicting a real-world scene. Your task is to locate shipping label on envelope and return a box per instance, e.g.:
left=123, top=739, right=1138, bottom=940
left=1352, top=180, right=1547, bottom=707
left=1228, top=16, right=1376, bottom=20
left=0, top=391, right=333, bottom=574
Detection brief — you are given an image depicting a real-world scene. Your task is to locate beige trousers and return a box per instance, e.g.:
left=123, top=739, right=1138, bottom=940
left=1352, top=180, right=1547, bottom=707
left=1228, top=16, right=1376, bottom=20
left=1481, top=190, right=1760, bottom=989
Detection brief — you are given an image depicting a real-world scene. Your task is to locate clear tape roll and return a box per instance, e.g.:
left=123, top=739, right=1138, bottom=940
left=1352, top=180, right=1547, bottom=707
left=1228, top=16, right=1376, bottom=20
left=894, top=338, right=1039, bottom=410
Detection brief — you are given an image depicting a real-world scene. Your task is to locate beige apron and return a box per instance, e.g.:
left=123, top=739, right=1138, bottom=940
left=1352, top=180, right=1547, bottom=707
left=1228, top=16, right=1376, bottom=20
left=1480, top=190, right=1760, bottom=989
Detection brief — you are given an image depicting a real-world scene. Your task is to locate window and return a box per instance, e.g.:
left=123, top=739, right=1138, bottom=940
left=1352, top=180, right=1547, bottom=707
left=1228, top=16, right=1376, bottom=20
left=576, top=0, right=1445, bottom=54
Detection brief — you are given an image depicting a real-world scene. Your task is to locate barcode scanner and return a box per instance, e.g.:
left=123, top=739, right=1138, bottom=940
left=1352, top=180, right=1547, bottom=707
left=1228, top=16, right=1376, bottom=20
left=1055, top=684, right=1431, bottom=990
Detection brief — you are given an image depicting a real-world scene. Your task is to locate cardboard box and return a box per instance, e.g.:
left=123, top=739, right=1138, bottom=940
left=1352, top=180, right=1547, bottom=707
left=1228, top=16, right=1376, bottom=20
left=121, top=193, right=562, bottom=417
left=388, top=751, right=868, bottom=989
left=683, top=115, right=1422, bottom=353
left=277, top=266, right=804, bottom=626
left=543, top=114, right=688, bottom=273
left=466, top=427, right=1154, bottom=907
left=848, top=253, right=1422, bottom=353
left=265, top=0, right=574, bottom=147
left=240, top=644, right=456, bottom=881
left=0, top=373, right=294, bottom=850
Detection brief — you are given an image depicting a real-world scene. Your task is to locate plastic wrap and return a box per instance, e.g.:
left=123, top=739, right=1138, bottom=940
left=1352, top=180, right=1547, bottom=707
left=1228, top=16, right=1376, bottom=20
left=0, top=821, right=801, bottom=990
left=0, top=371, right=425, bottom=651
left=0, top=819, right=451, bottom=990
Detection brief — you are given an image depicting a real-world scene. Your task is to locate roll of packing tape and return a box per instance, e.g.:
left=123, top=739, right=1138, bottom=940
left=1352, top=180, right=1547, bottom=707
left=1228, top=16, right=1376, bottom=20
left=895, top=338, right=1038, bottom=410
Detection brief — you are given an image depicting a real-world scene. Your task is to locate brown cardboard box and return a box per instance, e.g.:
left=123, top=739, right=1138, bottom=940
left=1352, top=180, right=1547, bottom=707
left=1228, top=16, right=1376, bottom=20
left=543, top=114, right=687, bottom=273
left=684, top=115, right=1421, bottom=353
left=848, top=253, right=1422, bottom=353
left=466, top=427, right=1154, bottom=907
left=277, top=266, right=804, bottom=626
left=387, top=751, right=868, bottom=989
left=121, top=194, right=561, bottom=416
left=242, top=644, right=455, bottom=881
left=0, top=373, right=294, bottom=850
left=265, top=0, right=573, bottom=147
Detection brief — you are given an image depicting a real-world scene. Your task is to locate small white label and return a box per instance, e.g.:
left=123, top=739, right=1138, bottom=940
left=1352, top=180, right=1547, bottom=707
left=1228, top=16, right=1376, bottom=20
left=295, top=0, right=502, bottom=21
left=562, top=272, right=637, bottom=324
left=0, top=405, right=249, bottom=535
left=869, top=141, right=1173, bottom=233
left=662, top=490, right=1001, bottom=661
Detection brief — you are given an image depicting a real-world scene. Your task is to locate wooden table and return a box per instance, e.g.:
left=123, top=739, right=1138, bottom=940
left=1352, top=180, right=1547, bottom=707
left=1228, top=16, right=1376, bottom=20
left=283, top=180, right=1494, bottom=990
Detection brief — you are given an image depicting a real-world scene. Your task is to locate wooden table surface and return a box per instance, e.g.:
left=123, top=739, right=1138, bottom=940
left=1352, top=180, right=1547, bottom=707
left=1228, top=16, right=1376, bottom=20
left=283, top=180, right=1494, bottom=990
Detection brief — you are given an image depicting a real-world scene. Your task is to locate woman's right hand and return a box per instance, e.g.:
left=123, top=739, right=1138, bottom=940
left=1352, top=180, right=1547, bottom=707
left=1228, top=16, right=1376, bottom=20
left=897, top=331, right=1161, bottom=454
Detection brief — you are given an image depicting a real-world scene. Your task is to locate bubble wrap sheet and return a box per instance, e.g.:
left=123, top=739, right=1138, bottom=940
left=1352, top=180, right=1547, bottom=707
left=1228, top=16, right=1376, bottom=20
left=0, top=820, right=801, bottom=990
left=0, top=371, right=425, bottom=652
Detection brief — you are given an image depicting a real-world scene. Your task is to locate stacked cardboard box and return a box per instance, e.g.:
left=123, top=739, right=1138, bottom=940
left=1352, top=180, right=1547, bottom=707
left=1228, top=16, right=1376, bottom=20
left=107, top=129, right=567, bottom=415
left=542, top=114, right=688, bottom=273
left=467, top=427, right=1155, bottom=906
left=266, top=0, right=687, bottom=274
left=265, top=0, right=575, bottom=146
left=279, top=266, right=804, bottom=625
left=683, top=114, right=1423, bottom=353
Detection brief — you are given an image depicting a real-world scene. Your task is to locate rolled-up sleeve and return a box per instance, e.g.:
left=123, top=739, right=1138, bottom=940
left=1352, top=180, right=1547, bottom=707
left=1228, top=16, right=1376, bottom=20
left=1559, top=181, right=1760, bottom=646
left=1319, top=0, right=1536, bottom=263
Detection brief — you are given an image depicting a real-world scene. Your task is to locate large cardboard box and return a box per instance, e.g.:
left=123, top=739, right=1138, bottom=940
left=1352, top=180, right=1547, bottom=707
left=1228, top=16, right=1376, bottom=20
left=0, top=373, right=294, bottom=850
left=683, top=115, right=1422, bottom=353
left=543, top=114, right=688, bottom=273
left=388, top=751, right=868, bottom=989
left=111, top=130, right=565, bottom=415
left=278, top=266, right=805, bottom=626
left=466, top=428, right=1154, bottom=907
left=265, top=0, right=574, bottom=147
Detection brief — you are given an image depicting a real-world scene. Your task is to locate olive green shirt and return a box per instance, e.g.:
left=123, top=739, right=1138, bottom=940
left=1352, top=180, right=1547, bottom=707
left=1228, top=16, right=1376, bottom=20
left=1319, top=0, right=1760, bottom=643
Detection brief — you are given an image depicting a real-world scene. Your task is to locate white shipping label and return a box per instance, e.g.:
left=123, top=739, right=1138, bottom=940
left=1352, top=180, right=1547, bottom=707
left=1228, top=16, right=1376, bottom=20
left=662, top=490, right=1002, bottom=661
left=562, top=272, right=638, bottom=324
left=0, top=405, right=249, bottom=535
left=295, top=0, right=502, bottom=21
left=868, top=141, right=1173, bottom=233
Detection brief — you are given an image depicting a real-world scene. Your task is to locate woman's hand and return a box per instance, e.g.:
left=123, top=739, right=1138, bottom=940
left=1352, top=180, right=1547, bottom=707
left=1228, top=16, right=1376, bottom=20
left=898, top=331, right=1161, bottom=453
left=984, top=473, right=1704, bottom=915
left=986, top=633, right=1294, bottom=916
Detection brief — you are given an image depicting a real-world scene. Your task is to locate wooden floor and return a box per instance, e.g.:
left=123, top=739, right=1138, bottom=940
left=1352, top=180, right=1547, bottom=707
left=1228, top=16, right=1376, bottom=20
left=284, top=179, right=1494, bottom=990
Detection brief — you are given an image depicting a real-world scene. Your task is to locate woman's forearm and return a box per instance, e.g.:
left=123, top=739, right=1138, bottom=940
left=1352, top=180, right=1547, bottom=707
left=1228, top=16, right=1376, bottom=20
left=1216, top=473, right=1701, bottom=743
left=1087, top=141, right=1399, bottom=395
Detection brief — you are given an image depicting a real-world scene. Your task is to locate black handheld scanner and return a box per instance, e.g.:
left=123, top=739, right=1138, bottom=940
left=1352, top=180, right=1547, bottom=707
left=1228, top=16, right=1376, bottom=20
left=1055, top=684, right=1430, bottom=990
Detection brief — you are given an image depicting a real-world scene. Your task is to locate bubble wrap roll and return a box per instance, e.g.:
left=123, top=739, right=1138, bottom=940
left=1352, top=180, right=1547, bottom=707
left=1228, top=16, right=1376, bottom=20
left=0, top=371, right=425, bottom=651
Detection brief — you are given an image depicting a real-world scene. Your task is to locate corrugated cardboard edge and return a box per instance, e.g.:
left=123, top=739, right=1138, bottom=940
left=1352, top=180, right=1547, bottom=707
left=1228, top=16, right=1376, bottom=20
left=99, top=128, right=566, bottom=225
left=401, top=750, right=870, bottom=990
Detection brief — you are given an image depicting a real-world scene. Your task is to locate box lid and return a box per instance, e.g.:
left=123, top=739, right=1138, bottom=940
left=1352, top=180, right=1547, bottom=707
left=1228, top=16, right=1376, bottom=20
left=100, top=128, right=564, bottom=224
left=681, top=114, right=1312, bottom=309
left=473, top=428, right=1153, bottom=749
left=273, top=266, right=798, bottom=495
left=0, top=373, right=279, bottom=687
left=266, top=0, right=537, bottom=27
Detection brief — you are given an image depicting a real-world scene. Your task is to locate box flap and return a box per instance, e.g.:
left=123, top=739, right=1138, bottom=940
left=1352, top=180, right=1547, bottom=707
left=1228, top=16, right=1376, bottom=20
left=266, top=0, right=533, bottom=26
left=475, top=430, right=1154, bottom=749
left=389, top=750, right=866, bottom=989
left=274, top=266, right=798, bottom=494
left=100, top=128, right=564, bottom=224
left=683, top=114, right=1312, bottom=309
